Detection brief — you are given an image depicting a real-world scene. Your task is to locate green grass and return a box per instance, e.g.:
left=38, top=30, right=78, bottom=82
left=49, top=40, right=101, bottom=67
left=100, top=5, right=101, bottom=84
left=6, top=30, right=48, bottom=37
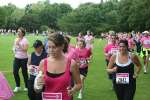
left=0, top=35, right=150, bottom=100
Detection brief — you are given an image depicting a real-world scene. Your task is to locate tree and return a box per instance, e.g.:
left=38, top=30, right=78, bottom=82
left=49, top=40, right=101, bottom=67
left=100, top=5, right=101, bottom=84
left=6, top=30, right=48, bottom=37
left=6, top=8, right=25, bottom=29
left=19, top=14, right=40, bottom=32
left=128, top=0, right=150, bottom=31
left=39, top=3, right=72, bottom=30
left=0, top=7, right=7, bottom=28
left=58, top=2, right=119, bottom=34
left=0, top=3, right=16, bottom=29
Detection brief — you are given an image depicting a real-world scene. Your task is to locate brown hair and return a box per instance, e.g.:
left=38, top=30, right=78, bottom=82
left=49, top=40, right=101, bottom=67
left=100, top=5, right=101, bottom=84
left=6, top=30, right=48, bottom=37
left=18, top=27, right=26, bottom=36
left=48, top=33, right=68, bottom=53
left=119, top=40, right=129, bottom=51
left=79, top=39, right=86, bottom=48
left=64, top=35, right=70, bottom=44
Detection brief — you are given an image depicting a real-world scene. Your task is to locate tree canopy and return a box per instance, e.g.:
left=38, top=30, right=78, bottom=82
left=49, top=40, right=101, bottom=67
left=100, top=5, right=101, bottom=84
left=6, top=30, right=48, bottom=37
left=0, top=0, right=150, bottom=34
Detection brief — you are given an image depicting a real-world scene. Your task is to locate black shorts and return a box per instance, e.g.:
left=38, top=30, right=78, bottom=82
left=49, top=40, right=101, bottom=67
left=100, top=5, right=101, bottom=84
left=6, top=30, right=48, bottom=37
left=79, top=67, right=88, bottom=77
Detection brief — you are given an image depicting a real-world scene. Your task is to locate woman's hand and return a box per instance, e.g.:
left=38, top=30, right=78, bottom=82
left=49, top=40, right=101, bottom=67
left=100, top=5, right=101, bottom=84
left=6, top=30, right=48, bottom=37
left=107, top=67, right=117, bottom=73
left=37, top=75, right=44, bottom=86
left=67, top=86, right=76, bottom=96
left=16, top=38, right=21, bottom=45
left=133, top=73, right=138, bottom=79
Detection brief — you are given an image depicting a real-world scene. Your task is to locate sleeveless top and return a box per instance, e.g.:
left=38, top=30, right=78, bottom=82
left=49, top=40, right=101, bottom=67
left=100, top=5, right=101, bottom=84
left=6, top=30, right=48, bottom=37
left=43, top=58, right=71, bottom=100
left=114, top=52, right=135, bottom=83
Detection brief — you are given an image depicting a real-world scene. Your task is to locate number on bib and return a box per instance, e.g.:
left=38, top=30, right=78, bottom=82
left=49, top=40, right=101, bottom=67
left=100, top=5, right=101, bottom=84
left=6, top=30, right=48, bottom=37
left=42, top=92, right=62, bottom=100
left=116, top=73, right=129, bottom=84
left=29, top=65, right=39, bottom=76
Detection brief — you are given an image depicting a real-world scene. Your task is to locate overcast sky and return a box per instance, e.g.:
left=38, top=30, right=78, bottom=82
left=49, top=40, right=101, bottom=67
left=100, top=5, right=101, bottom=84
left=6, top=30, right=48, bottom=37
left=0, top=0, right=102, bottom=8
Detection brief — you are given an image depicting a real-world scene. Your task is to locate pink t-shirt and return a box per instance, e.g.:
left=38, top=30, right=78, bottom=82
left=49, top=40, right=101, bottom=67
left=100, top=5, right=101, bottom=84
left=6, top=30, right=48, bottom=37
left=76, top=36, right=84, bottom=42
left=14, top=37, right=29, bottom=59
left=128, top=38, right=135, bottom=49
left=65, top=45, right=78, bottom=61
left=140, top=36, right=150, bottom=48
left=104, top=43, right=118, bottom=60
left=75, top=48, right=92, bottom=68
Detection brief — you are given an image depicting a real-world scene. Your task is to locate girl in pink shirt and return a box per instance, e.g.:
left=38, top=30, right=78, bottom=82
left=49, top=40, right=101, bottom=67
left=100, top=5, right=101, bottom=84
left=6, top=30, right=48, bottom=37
left=128, top=34, right=136, bottom=52
left=76, top=32, right=84, bottom=48
left=75, top=39, right=92, bottom=99
left=76, top=32, right=84, bottom=42
left=84, top=32, right=94, bottom=49
left=140, top=31, right=150, bottom=73
left=104, top=35, right=118, bottom=90
left=64, top=36, right=78, bottom=61
left=13, top=27, right=29, bottom=92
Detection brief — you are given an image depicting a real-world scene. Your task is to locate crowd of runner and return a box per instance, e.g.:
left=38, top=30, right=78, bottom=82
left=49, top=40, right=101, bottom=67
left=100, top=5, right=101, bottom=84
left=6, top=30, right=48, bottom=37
left=0, top=27, right=150, bottom=100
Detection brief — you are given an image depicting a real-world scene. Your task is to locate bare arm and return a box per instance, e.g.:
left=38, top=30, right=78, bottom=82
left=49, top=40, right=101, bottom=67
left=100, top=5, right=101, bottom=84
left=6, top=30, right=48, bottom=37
left=39, top=60, right=44, bottom=73
left=68, top=60, right=82, bottom=96
left=132, top=54, right=142, bottom=77
left=27, top=54, right=31, bottom=67
left=107, top=55, right=117, bottom=73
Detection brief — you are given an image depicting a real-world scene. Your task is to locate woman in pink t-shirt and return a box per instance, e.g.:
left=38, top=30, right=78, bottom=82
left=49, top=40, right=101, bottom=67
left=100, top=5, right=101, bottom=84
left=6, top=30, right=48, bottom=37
left=76, top=32, right=84, bottom=48
left=75, top=39, right=92, bottom=99
left=37, top=33, right=82, bottom=100
left=76, top=32, right=84, bottom=42
left=128, top=34, right=136, bottom=52
left=64, top=36, right=78, bottom=61
left=140, top=31, right=150, bottom=73
left=84, top=32, right=94, bottom=49
left=13, top=27, right=29, bottom=92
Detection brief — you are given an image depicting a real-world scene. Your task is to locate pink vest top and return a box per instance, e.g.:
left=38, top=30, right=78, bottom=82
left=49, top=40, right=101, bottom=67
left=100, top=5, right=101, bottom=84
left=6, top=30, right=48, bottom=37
left=43, top=58, right=71, bottom=100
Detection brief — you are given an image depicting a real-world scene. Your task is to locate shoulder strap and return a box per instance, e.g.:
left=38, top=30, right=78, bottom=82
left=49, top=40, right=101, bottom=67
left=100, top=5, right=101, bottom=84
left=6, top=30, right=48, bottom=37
left=43, top=58, right=48, bottom=75
left=66, top=58, right=71, bottom=72
left=115, top=52, right=119, bottom=64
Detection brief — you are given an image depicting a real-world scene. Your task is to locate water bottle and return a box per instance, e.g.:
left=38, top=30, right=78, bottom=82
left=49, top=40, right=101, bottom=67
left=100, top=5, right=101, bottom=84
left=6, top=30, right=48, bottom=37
left=34, top=71, right=44, bottom=91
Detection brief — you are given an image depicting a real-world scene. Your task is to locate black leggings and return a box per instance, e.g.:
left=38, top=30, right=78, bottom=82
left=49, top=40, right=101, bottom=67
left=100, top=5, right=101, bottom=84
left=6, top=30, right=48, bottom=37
left=136, top=42, right=141, bottom=53
left=13, top=58, right=28, bottom=88
left=28, top=75, right=42, bottom=100
left=114, top=79, right=136, bottom=100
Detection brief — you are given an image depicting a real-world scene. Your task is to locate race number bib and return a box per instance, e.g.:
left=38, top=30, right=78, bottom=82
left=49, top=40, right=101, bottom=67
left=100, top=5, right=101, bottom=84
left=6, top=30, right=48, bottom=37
left=143, top=40, right=150, bottom=45
left=80, top=58, right=88, bottom=67
left=116, top=73, right=129, bottom=84
left=42, top=92, right=62, bottom=100
left=110, top=48, right=118, bottom=55
left=80, top=59, right=87, bottom=64
left=29, top=65, right=39, bottom=76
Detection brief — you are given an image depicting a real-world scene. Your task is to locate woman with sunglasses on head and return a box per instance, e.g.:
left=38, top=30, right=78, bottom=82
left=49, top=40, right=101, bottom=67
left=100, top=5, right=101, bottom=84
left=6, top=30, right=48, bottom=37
left=107, top=40, right=141, bottom=100
left=12, top=27, right=29, bottom=92
left=35, top=33, right=82, bottom=100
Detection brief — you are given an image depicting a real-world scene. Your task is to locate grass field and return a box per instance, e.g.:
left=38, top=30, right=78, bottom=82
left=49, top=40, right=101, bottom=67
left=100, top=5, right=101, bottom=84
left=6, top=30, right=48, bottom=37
left=0, top=35, right=150, bottom=100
